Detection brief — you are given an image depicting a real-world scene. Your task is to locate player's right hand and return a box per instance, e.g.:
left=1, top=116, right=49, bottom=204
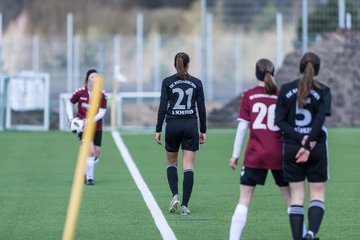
left=68, top=118, right=73, bottom=128
left=199, top=133, right=206, bottom=144
left=295, top=147, right=310, bottom=163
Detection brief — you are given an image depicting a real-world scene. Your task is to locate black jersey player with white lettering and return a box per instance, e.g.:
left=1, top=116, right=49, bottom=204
left=275, top=52, right=331, bottom=240
left=155, top=52, right=206, bottom=215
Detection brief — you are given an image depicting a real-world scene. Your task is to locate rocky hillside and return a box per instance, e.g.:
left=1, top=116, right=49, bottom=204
left=208, top=30, right=360, bottom=128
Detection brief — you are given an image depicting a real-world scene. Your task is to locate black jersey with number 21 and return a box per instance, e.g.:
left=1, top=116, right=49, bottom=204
left=156, top=74, right=206, bottom=133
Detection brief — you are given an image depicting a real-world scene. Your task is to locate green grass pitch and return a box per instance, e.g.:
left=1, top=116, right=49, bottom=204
left=0, top=128, right=359, bottom=239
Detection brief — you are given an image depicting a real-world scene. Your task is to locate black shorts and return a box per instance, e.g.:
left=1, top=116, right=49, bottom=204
left=165, top=118, right=199, bottom=152
left=78, top=130, right=103, bottom=147
left=283, top=142, right=329, bottom=183
left=240, top=166, right=288, bottom=187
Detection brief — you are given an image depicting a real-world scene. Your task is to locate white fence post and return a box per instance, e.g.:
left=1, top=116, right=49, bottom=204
left=235, top=34, right=243, bottom=95
left=200, top=0, right=207, bottom=89
left=0, top=13, right=2, bottom=72
left=136, top=13, right=144, bottom=94
left=153, top=34, right=161, bottom=91
left=67, top=13, right=74, bottom=93
left=302, top=0, right=308, bottom=53
left=73, top=35, right=80, bottom=89
left=276, top=13, right=283, bottom=68
left=32, top=35, right=39, bottom=72
left=338, top=0, right=345, bottom=29
left=206, top=13, right=213, bottom=101
left=346, top=12, right=352, bottom=29
left=113, top=34, right=121, bottom=72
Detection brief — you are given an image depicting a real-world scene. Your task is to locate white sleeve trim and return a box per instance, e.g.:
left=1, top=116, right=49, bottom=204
left=94, top=108, right=107, bottom=122
left=237, top=117, right=249, bottom=123
left=232, top=120, right=249, bottom=158
left=66, top=101, right=74, bottom=120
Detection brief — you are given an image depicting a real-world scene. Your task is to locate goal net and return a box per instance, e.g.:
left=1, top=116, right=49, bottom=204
left=3, top=72, right=50, bottom=131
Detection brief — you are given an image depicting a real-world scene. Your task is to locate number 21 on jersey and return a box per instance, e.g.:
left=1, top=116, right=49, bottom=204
left=252, top=103, right=279, bottom=131
left=172, top=88, right=193, bottom=110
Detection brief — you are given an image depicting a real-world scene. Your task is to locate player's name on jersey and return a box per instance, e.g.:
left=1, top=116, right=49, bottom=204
left=294, top=126, right=312, bottom=134
left=172, top=109, right=194, bottom=115
left=169, top=80, right=197, bottom=89
left=285, top=88, right=320, bottom=100
left=249, top=93, right=277, bottom=100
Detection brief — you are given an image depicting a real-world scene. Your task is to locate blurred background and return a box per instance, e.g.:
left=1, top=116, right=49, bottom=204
left=0, top=0, right=359, bottom=130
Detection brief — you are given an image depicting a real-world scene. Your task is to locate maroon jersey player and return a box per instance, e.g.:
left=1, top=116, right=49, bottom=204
left=229, top=59, right=292, bottom=240
left=237, top=86, right=282, bottom=170
left=66, top=69, right=107, bottom=185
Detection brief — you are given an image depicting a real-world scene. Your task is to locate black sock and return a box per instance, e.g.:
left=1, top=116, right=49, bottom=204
left=308, top=200, right=325, bottom=235
left=167, top=165, right=178, bottom=196
left=182, top=169, right=194, bottom=207
left=289, top=205, right=304, bottom=240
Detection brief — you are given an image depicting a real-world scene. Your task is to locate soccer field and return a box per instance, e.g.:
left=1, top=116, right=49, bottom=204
left=1, top=128, right=359, bottom=240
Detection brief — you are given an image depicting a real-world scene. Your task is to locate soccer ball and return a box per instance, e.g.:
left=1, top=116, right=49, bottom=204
left=70, top=117, right=84, bottom=134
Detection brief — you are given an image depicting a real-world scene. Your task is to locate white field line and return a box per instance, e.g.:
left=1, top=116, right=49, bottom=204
left=111, top=130, right=177, bottom=240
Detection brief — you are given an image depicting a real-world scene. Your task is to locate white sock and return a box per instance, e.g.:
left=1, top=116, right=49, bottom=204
left=306, top=230, right=314, bottom=238
left=86, top=156, right=95, bottom=180
left=229, top=204, right=248, bottom=240
left=303, top=222, right=307, bottom=237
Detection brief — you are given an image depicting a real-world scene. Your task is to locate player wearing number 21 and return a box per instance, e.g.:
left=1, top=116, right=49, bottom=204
left=155, top=52, right=206, bottom=215
left=275, top=52, right=331, bottom=240
left=229, top=59, right=291, bottom=240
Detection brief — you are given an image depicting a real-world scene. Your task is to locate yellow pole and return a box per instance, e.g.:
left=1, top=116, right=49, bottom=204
left=111, top=77, right=118, bottom=129
left=62, top=75, right=104, bottom=240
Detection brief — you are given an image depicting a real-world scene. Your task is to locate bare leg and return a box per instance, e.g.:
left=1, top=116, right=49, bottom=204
left=94, top=145, right=101, bottom=164
left=279, top=186, right=291, bottom=206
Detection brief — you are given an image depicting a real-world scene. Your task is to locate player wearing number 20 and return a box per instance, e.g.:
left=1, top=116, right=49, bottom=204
left=155, top=52, right=206, bottom=215
left=229, top=59, right=291, bottom=240
left=275, top=52, right=331, bottom=240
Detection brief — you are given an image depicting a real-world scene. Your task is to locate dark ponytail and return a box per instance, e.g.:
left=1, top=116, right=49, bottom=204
left=297, top=52, right=321, bottom=108
left=255, top=58, right=277, bottom=94
left=84, top=69, right=97, bottom=86
left=264, top=72, right=277, bottom=94
left=174, top=52, right=190, bottom=80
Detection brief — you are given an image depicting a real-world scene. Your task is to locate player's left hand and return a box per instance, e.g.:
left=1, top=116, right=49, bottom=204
left=295, top=147, right=310, bottom=163
left=229, top=157, right=238, bottom=170
left=302, top=135, right=317, bottom=150
left=155, top=132, right=162, bottom=145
